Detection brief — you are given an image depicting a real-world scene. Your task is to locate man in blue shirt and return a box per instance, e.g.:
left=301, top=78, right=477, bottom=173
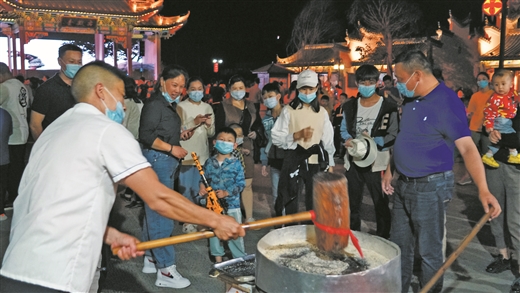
left=382, top=51, right=501, bottom=293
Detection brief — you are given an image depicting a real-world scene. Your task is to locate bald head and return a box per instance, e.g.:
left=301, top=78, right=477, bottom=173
left=71, top=61, right=125, bottom=102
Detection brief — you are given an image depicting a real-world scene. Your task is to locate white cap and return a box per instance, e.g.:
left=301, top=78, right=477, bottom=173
left=347, top=132, right=378, bottom=168
left=296, top=69, right=319, bottom=89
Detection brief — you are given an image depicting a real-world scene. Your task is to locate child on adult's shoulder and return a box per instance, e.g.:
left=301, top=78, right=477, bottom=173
left=199, top=127, right=246, bottom=263
left=482, top=69, right=520, bottom=168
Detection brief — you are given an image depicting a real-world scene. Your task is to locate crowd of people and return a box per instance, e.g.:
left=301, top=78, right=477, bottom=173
left=0, top=44, right=517, bottom=293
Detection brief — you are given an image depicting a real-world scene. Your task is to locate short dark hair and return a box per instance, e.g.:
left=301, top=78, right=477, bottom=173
left=339, top=93, right=348, bottom=99
left=492, top=69, right=513, bottom=81
left=261, top=82, right=281, bottom=95
left=59, top=44, right=82, bottom=58
left=215, top=127, right=237, bottom=140
left=382, top=75, right=392, bottom=82
left=228, top=75, right=246, bottom=90
left=161, top=64, right=189, bottom=85
left=187, top=76, right=204, bottom=89
left=476, top=72, right=490, bottom=80
left=123, top=76, right=138, bottom=101
left=355, top=64, right=379, bottom=82
left=394, top=51, right=432, bottom=75
left=321, top=95, right=329, bottom=101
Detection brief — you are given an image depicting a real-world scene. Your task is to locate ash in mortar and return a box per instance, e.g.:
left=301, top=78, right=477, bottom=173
left=219, top=259, right=255, bottom=277
left=266, top=243, right=368, bottom=275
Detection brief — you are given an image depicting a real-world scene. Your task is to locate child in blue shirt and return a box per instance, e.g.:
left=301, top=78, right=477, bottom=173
left=200, top=127, right=246, bottom=263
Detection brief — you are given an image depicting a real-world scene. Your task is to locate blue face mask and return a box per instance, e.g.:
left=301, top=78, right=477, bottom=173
left=298, top=91, right=317, bottom=104
left=63, top=64, right=81, bottom=79
left=188, top=91, right=204, bottom=102
left=214, top=140, right=234, bottom=154
left=358, top=84, right=376, bottom=98
left=101, top=87, right=125, bottom=124
left=396, top=72, right=419, bottom=98
left=264, top=97, right=278, bottom=109
left=230, top=90, right=246, bottom=100
left=163, top=92, right=180, bottom=104
left=477, top=80, right=489, bottom=89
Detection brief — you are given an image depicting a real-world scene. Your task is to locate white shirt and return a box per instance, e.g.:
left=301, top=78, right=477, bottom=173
left=271, top=104, right=335, bottom=166
left=356, top=96, right=383, bottom=136
left=0, top=103, right=150, bottom=292
left=177, top=99, right=215, bottom=165
left=0, top=78, right=29, bottom=145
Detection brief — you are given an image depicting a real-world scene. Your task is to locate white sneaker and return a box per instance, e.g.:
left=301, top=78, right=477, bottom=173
left=182, top=223, right=197, bottom=234
left=0, top=214, right=7, bottom=221
left=155, top=265, right=191, bottom=289
left=142, top=257, right=157, bottom=273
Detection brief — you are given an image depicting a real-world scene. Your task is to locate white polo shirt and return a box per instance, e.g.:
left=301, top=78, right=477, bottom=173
left=0, top=103, right=150, bottom=292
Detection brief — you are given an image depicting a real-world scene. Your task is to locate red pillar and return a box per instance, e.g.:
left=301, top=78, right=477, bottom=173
left=95, top=33, right=104, bottom=61
left=154, top=34, right=161, bottom=80
left=112, top=40, right=118, bottom=68
left=126, top=32, right=132, bottom=76
left=19, top=27, right=26, bottom=77
left=11, top=32, right=18, bottom=75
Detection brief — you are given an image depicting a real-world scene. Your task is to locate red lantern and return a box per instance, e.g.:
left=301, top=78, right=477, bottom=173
left=483, top=0, right=503, bottom=16
left=213, top=63, right=219, bottom=73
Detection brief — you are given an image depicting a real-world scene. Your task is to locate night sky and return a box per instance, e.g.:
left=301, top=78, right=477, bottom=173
left=160, top=0, right=487, bottom=81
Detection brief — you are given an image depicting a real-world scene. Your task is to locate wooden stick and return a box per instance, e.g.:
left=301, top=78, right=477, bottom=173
left=419, top=207, right=495, bottom=293
left=112, top=211, right=312, bottom=255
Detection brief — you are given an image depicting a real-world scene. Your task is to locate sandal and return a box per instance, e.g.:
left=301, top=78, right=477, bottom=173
left=486, top=255, right=511, bottom=273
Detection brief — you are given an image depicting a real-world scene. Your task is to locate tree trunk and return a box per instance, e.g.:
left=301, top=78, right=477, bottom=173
left=384, top=33, right=393, bottom=76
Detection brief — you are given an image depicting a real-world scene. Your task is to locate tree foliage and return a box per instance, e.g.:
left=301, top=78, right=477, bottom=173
left=287, top=0, right=342, bottom=59
left=348, top=0, right=422, bottom=74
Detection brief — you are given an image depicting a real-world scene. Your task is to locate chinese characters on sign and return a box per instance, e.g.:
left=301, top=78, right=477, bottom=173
left=61, top=17, right=97, bottom=29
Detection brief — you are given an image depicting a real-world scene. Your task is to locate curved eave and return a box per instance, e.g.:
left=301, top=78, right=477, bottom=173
left=2, top=0, right=160, bottom=19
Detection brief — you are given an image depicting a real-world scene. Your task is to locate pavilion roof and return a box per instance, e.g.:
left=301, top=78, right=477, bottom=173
left=2, top=0, right=161, bottom=17
left=481, top=33, right=520, bottom=60
left=277, top=43, right=350, bottom=67
left=252, top=63, right=296, bottom=74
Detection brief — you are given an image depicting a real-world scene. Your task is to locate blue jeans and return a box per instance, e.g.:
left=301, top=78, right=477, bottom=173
left=270, top=167, right=280, bottom=202
left=209, top=208, right=246, bottom=258
left=390, top=171, right=454, bottom=293
left=489, top=117, right=515, bottom=154
left=178, top=165, right=201, bottom=203
left=141, top=149, right=179, bottom=269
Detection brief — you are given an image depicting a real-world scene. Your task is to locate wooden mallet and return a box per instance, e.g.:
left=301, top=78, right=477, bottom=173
left=112, top=211, right=312, bottom=255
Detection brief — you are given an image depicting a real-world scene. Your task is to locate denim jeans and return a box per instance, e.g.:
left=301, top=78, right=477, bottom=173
left=390, top=171, right=454, bottom=293
left=177, top=165, right=201, bottom=203
left=270, top=167, right=280, bottom=202
left=489, top=117, right=515, bottom=154
left=141, top=149, right=179, bottom=269
left=209, top=208, right=246, bottom=258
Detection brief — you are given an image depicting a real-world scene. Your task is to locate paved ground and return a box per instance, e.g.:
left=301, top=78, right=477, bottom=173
left=0, top=160, right=516, bottom=292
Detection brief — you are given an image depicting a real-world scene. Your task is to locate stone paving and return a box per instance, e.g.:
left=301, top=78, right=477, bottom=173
left=0, top=160, right=516, bottom=292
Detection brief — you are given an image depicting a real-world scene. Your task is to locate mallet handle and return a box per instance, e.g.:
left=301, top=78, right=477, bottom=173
left=420, top=207, right=495, bottom=293
left=112, top=211, right=312, bottom=255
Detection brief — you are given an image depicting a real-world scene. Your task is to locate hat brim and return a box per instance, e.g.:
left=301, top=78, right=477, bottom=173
left=352, top=134, right=378, bottom=168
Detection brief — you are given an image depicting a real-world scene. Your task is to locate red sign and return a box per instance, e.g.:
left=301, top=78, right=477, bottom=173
left=213, top=63, right=219, bottom=73
left=483, top=0, right=503, bottom=16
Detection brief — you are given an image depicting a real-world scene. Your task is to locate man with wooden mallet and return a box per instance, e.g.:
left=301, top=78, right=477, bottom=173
left=0, top=61, right=244, bottom=293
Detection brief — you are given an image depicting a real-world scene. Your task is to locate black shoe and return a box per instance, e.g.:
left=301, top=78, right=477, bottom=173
left=4, top=202, right=13, bottom=209
left=486, top=255, right=511, bottom=273
left=125, top=201, right=143, bottom=208
left=511, top=277, right=520, bottom=293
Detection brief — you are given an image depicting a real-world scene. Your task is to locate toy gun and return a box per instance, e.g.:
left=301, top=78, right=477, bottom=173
left=191, top=152, right=227, bottom=215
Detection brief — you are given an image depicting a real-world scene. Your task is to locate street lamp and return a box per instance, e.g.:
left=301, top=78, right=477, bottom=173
left=213, top=59, right=223, bottom=73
